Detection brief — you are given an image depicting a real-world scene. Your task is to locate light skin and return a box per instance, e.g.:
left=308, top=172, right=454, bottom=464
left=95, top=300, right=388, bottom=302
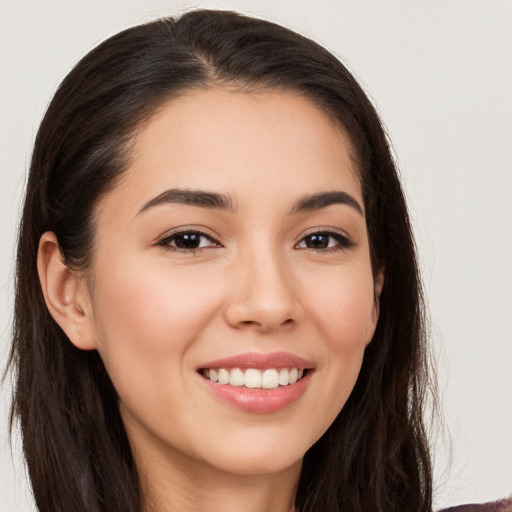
left=38, top=88, right=383, bottom=512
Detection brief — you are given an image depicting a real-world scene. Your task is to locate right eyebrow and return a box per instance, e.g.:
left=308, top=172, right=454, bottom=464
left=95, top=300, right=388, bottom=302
left=136, top=188, right=237, bottom=216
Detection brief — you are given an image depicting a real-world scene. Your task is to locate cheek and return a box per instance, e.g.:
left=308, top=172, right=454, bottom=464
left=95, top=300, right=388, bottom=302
left=299, top=262, right=376, bottom=416
left=88, top=255, right=229, bottom=434
left=88, top=254, right=226, bottom=390
left=92, top=254, right=219, bottom=339
left=302, top=263, right=377, bottom=350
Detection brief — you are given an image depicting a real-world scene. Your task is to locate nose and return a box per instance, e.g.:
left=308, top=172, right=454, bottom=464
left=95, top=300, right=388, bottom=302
left=223, top=249, right=299, bottom=332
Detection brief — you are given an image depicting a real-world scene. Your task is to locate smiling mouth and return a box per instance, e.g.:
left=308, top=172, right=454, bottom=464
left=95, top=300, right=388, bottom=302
left=199, top=367, right=309, bottom=389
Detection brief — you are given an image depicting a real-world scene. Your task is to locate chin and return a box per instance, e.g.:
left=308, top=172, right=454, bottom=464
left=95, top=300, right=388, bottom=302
left=196, top=433, right=310, bottom=478
left=210, top=452, right=303, bottom=478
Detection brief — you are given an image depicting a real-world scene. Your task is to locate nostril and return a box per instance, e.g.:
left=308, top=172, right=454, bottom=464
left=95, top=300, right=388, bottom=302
left=238, top=318, right=294, bottom=329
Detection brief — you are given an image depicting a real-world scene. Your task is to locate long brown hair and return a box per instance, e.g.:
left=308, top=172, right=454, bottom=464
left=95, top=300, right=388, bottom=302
left=7, top=9, right=435, bottom=512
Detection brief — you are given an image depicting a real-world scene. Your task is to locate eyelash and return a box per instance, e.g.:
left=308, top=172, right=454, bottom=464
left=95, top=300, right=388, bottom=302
left=157, top=228, right=220, bottom=253
left=156, top=228, right=355, bottom=253
left=296, top=229, right=355, bottom=252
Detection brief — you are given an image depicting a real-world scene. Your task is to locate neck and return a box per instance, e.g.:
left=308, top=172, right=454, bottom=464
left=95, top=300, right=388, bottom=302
left=135, top=437, right=300, bottom=512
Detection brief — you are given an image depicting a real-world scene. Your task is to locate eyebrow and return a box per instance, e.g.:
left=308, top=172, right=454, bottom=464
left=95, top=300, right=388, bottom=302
left=137, top=189, right=237, bottom=215
left=137, top=188, right=363, bottom=217
left=290, top=191, right=364, bottom=216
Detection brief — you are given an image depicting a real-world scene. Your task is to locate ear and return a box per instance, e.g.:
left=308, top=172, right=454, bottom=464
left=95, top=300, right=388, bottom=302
left=37, top=231, right=97, bottom=350
left=365, top=269, right=385, bottom=346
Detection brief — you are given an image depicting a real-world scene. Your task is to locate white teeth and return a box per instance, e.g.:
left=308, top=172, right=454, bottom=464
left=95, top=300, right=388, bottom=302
left=229, top=368, right=245, bottom=387
left=205, top=367, right=306, bottom=388
left=218, top=368, right=229, bottom=385
left=262, top=369, right=279, bottom=389
left=278, top=368, right=290, bottom=386
left=244, top=369, right=262, bottom=388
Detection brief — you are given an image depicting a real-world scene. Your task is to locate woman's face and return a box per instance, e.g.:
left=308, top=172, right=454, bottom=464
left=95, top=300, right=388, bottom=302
left=82, top=89, right=381, bottom=478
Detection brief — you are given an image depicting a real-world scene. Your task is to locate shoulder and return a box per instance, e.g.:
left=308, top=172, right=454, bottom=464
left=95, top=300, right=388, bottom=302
left=439, top=498, right=512, bottom=512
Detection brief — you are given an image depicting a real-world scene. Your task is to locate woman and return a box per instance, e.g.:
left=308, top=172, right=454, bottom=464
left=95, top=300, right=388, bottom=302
left=6, top=9, right=510, bottom=512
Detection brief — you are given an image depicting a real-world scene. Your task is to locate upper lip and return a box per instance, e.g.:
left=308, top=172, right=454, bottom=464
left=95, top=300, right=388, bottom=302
left=199, top=351, right=314, bottom=370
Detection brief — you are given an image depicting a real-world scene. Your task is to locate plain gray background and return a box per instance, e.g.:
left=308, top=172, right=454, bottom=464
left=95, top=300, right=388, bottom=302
left=1, top=1, right=511, bottom=510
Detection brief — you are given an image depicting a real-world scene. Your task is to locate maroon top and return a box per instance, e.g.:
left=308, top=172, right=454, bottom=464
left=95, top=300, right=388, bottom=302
left=440, top=499, right=512, bottom=512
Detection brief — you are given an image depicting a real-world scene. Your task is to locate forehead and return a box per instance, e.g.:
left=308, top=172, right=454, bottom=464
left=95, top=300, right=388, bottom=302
left=100, top=88, right=362, bottom=215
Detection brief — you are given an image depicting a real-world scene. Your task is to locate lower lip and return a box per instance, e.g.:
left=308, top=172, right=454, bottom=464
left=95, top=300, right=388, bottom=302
left=200, top=372, right=312, bottom=413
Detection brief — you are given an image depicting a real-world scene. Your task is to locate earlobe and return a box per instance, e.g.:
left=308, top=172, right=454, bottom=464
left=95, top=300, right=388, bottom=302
left=37, top=231, right=97, bottom=350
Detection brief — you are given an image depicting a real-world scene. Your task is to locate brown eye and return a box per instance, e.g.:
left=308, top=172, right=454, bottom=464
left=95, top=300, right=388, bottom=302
left=297, top=231, right=353, bottom=251
left=304, top=234, right=331, bottom=249
left=159, top=230, right=219, bottom=251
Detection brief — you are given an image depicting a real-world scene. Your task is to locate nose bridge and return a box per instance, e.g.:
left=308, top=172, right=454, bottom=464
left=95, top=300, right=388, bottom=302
left=225, top=241, right=298, bottom=331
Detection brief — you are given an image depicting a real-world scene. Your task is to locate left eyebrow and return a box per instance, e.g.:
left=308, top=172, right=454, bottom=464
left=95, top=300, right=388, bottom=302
left=289, top=191, right=364, bottom=216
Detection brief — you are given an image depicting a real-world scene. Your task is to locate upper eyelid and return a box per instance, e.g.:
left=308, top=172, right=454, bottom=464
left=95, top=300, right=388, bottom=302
left=156, top=226, right=222, bottom=246
left=295, top=228, right=356, bottom=250
left=297, top=227, right=352, bottom=241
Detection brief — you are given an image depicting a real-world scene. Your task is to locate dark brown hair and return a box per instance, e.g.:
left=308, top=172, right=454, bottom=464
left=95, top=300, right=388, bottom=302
left=7, top=9, right=435, bottom=512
